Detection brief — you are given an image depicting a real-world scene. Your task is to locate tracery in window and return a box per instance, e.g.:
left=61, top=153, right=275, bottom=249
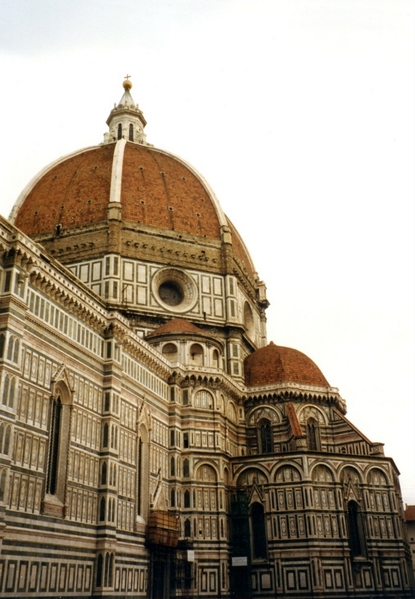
left=306, top=417, right=320, bottom=451
left=44, top=378, right=73, bottom=513
left=258, top=418, right=273, bottom=454
left=194, top=390, right=213, bottom=409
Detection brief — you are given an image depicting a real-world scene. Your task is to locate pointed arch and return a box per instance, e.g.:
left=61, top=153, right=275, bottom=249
left=0, top=468, right=7, bottom=503
left=251, top=502, right=267, bottom=560
left=44, top=375, right=74, bottom=514
left=347, top=500, right=366, bottom=558
left=137, top=421, right=150, bottom=520
left=258, top=418, right=273, bottom=454
left=306, top=417, right=320, bottom=451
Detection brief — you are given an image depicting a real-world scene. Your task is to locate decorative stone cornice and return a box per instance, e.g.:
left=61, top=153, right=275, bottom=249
left=243, top=382, right=346, bottom=414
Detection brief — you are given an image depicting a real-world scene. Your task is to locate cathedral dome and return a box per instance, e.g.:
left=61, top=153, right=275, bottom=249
left=12, top=143, right=224, bottom=242
left=9, top=82, right=255, bottom=278
left=244, top=342, right=329, bottom=388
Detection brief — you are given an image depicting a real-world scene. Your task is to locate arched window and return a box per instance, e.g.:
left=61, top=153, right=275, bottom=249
left=101, top=462, right=107, bottom=485
left=251, top=502, right=267, bottom=559
left=103, top=423, right=109, bottom=448
left=162, top=343, right=178, bottom=362
left=8, top=378, right=15, bottom=408
left=183, top=458, right=190, bottom=478
left=243, top=302, right=254, bottom=338
left=47, top=397, right=62, bottom=495
left=13, top=339, right=19, bottom=363
left=117, top=123, right=122, bottom=140
left=348, top=501, right=366, bottom=557
left=170, top=457, right=175, bottom=476
left=43, top=381, right=72, bottom=514
left=102, top=552, right=114, bottom=587
left=194, top=390, right=213, bottom=409
left=137, top=424, right=150, bottom=520
left=170, top=489, right=175, bottom=507
left=2, top=375, right=9, bottom=405
left=184, top=490, right=190, bottom=508
left=99, top=497, right=106, bottom=521
left=0, top=468, right=6, bottom=503
left=190, top=343, right=203, bottom=366
left=96, top=554, right=103, bottom=587
left=129, top=123, right=134, bottom=141
left=3, top=425, right=10, bottom=455
left=184, top=518, right=191, bottom=537
left=258, top=418, right=273, bottom=454
left=306, top=417, right=320, bottom=451
left=212, top=349, right=219, bottom=368
left=7, top=337, right=14, bottom=360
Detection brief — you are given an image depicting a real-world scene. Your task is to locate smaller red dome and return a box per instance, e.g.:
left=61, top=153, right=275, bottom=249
left=146, top=318, right=205, bottom=338
left=244, top=342, right=329, bottom=388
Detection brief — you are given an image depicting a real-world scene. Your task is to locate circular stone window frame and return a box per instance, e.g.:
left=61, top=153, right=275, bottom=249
left=152, top=268, right=198, bottom=314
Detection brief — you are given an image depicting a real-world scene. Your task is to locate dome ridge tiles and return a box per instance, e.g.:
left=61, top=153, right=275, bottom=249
left=244, top=342, right=329, bottom=388
left=146, top=318, right=205, bottom=337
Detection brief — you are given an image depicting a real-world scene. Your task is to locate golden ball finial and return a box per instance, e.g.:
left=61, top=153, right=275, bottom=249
left=123, top=75, right=132, bottom=91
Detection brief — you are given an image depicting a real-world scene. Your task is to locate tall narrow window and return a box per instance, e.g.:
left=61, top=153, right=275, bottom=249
left=347, top=500, right=366, bottom=557
left=47, top=397, right=62, bottom=495
left=251, top=502, right=267, bottom=559
left=96, top=554, right=103, bottom=587
left=101, top=462, right=107, bottom=485
left=0, top=469, right=6, bottom=502
left=184, top=518, right=191, bottom=537
left=43, top=380, right=72, bottom=515
left=103, top=423, right=109, bottom=448
left=99, top=497, right=106, bottom=521
left=3, top=425, right=10, bottom=455
left=184, top=490, right=190, bottom=508
left=129, top=123, right=134, bottom=141
left=117, top=123, right=122, bottom=139
left=258, top=419, right=273, bottom=454
left=2, top=375, right=9, bottom=405
left=8, top=378, right=15, bottom=408
left=183, top=458, right=190, bottom=478
left=306, top=418, right=320, bottom=451
left=137, top=425, right=150, bottom=520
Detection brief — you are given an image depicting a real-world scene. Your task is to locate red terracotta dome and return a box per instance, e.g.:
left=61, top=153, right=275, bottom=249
left=244, top=342, right=329, bottom=388
left=11, top=142, right=254, bottom=276
left=146, top=318, right=206, bottom=338
left=12, top=143, right=221, bottom=238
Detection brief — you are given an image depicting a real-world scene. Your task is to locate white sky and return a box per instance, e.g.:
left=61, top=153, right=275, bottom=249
left=1, top=0, right=414, bottom=503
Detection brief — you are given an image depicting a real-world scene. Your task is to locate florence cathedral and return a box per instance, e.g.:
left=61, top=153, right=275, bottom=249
left=0, top=79, right=413, bottom=598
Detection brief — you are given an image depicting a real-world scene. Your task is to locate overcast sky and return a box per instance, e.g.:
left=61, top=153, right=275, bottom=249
left=1, top=0, right=414, bottom=503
